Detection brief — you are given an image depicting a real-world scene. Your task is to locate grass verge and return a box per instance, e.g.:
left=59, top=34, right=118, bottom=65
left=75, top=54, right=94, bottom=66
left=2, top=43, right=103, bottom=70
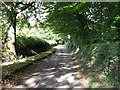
left=1, top=48, right=56, bottom=79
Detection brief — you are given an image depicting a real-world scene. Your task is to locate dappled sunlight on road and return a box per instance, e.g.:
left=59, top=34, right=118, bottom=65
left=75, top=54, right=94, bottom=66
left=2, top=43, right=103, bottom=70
left=12, top=45, right=89, bottom=88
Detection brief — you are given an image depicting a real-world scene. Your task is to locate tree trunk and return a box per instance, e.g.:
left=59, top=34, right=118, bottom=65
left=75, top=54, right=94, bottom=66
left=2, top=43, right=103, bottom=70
left=3, top=23, right=11, bottom=44
left=12, top=13, right=17, bottom=55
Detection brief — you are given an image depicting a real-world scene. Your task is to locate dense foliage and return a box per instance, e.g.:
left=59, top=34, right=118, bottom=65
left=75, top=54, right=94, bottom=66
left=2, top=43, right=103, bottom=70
left=44, top=2, right=119, bottom=44
left=1, top=2, right=60, bottom=62
left=16, top=35, right=51, bottom=57
left=1, top=1, right=120, bottom=88
left=43, top=2, right=120, bottom=88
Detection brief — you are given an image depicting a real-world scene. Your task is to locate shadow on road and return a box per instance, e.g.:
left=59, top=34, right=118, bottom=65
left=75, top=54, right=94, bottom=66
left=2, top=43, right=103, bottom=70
left=6, top=45, right=89, bottom=89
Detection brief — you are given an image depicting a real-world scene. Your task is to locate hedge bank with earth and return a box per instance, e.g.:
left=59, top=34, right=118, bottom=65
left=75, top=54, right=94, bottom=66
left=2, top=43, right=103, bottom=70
left=1, top=48, right=56, bottom=79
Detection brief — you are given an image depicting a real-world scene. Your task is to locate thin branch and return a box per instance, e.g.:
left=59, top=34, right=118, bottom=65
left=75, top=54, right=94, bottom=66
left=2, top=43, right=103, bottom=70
left=18, top=2, right=34, bottom=13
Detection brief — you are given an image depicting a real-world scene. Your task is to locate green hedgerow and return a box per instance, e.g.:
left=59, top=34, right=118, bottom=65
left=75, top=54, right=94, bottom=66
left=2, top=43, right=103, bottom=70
left=16, top=35, right=51, bottom=57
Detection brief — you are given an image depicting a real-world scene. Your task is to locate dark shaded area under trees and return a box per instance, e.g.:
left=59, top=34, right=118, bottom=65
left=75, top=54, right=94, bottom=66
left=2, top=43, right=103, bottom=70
left=42, top=2, right=120, bottom=88
left=1, top=1, right=120, bottom=88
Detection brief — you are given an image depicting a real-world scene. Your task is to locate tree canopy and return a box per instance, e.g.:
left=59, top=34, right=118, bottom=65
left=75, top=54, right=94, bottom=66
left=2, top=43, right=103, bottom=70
left=1, top=2, right=120, bottom=88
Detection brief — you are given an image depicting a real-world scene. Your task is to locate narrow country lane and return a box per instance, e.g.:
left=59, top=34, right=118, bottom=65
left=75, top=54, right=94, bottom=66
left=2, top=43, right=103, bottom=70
left=5, top=45, right=89, bottom=89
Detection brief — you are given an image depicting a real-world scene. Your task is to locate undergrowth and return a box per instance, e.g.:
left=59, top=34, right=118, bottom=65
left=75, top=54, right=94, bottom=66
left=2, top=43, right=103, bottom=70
left=67, top=42, right=120, bottom=88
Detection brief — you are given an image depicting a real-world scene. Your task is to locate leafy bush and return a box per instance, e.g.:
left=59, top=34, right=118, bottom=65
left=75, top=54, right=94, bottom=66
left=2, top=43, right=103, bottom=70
left=16, top=35, right=51, bottom=57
